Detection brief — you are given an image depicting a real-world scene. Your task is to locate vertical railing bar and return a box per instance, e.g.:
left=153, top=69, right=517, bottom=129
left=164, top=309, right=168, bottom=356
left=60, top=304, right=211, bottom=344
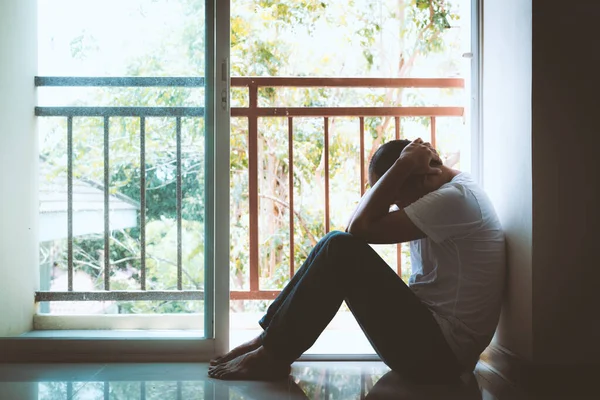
left=249, top=85, right=259, bottom=292
left=394, top=116, right=402, bottom=277
left=177, top=381, right=183, bottom=400
left=324, top=117, right=330, bottom=233
left=67, top=382, right=73, bottom=399
left=104, top=381, right=109, bottom=400
left=140, top=381, right=146, bottom=400
left=288, top=117, right=295, bottom=278
left=359, top=117, right=365, bottom=196
left=430, top=116, right=437, bottom=149
left=104, top=116, right=110, bottom=291
left=176, top=117, right=183, bottom=290
left=140, top=117, right=147, bottom=290
left=67, top=116, right=73, bottom=291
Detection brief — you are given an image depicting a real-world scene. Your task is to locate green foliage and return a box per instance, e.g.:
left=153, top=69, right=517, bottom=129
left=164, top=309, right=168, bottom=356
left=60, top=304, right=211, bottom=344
left=41, top=0, right=462, bottom=315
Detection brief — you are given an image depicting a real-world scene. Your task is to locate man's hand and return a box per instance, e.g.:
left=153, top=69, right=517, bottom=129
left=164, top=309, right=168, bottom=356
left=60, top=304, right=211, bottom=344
left=398, top=138, right=442, bottom=175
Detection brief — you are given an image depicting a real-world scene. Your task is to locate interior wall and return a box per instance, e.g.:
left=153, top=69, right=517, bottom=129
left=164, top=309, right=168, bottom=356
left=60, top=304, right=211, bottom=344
left=481, top=0, right=533, bottom=361
left=0, top=0, right=38, bottom=336
left=531, top=0, right=600, bottom=364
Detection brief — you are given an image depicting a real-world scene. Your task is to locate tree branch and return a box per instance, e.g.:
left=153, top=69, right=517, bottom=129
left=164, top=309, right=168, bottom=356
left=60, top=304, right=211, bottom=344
left=258, top=193, right=318, bottom=247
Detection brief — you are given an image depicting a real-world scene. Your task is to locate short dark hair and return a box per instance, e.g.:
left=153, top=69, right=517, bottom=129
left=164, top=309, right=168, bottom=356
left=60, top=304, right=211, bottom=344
left=368, top=139, right=412, bottom=183
left=368, top=139, right=442, bottom=184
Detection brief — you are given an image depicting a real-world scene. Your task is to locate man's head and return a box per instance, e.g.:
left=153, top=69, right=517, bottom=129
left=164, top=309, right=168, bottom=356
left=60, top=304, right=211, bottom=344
left=368, top=139, right=445, bottom=208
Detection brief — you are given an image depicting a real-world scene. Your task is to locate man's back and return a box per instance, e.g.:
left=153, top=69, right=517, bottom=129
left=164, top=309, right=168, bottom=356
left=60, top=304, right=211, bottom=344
left=404, top=173, right=506, bottom=371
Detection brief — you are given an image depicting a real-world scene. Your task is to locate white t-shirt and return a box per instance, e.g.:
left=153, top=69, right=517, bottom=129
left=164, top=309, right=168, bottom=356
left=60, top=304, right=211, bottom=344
left=404, top=173, right=506, bottom=372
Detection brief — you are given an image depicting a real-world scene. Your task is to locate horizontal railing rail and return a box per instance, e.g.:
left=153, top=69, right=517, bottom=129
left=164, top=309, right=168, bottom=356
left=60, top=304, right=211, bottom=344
left=35, top=76, right=464, bottom=305
left=36, top=107, right=205, bottom=117
left=35, top=76, right=461, bottom=88
left=35, top=76, right=205, bottom=87
left=36, top=290, right=204, bottom=302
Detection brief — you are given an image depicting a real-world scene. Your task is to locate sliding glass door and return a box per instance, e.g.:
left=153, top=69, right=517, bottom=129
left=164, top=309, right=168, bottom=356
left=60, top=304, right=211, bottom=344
left=36, top=0, right=230, bottom=357
left=226, top=0, right=475, bottom=356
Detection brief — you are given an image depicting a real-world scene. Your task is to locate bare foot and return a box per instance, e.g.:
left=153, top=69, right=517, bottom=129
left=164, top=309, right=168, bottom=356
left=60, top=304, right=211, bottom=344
left=208, top=345, right=290, bottom=381
left=209, top=335, right=262, bottom=366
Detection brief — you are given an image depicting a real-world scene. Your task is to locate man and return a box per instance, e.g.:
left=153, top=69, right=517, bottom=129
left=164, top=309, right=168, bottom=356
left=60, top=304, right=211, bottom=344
left=208, top=138, right=505, bottom=383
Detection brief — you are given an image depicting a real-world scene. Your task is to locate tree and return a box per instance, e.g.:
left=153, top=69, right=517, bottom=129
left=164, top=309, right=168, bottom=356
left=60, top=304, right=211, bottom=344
left=39, top=0, right=463, bottom=314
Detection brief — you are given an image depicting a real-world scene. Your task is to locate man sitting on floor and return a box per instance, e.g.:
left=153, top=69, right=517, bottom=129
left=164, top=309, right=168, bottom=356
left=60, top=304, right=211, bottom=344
left=209, top=138, right=506, bottom=383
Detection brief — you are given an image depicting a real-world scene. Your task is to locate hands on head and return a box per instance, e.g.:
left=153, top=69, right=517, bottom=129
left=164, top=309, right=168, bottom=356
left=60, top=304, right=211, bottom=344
left=398, top=138, right=443, bottom=176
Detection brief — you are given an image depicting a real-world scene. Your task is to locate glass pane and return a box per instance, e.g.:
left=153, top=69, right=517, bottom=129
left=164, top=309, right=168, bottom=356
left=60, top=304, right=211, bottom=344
left=37, top=0, right=210, bottom=334
left=229, top=0, right=472, bottom=354
left=39, top=118, right=68, bottom=315
left=38, top=0, right=205, bottom=77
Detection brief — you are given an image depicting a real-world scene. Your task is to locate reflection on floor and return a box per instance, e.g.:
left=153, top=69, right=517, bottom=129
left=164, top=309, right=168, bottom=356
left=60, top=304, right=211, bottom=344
left=0, top=360, right=579, bottom=400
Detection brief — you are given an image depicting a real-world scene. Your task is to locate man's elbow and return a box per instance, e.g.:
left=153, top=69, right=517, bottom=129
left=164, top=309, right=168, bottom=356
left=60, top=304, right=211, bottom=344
left=346, top=220, right=369, bottom=237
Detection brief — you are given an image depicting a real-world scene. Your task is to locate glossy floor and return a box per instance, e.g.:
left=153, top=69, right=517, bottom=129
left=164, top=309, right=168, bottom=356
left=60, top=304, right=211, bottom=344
left=0, top=361, right=551, bottom=400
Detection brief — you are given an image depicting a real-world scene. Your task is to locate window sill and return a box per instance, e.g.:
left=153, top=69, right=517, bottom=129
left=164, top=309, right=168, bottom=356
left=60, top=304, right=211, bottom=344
left=20, top=329, right=204, bottom=339
left=0, top=330, right=215, bottom=363
left=33, top=313, right=204, bottom=331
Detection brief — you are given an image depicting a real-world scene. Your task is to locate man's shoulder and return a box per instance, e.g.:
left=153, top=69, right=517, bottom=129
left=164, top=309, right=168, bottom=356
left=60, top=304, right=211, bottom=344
left=445, top=172, right=477, bottom=190
left=430, top=173, right=479, bottom=205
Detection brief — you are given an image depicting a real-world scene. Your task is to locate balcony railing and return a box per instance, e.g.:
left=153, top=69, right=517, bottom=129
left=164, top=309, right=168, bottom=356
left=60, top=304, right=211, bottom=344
left=230, top=77, right=464, bottom=301
left=34, top=76, right=464, bottom=307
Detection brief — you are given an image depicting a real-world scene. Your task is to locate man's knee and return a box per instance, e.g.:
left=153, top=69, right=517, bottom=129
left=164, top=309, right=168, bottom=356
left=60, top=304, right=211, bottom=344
left=321, top=230, right=354, bottom=245
left=322, top=231, right=365, bottom=255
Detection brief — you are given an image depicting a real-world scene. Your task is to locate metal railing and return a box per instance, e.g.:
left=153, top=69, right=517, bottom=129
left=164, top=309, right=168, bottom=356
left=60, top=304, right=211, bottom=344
left=230, top=77, right=464, bottom=300
left=35, top=77, right=205, bottom=304
left=35, top=76, right=464, bottom=305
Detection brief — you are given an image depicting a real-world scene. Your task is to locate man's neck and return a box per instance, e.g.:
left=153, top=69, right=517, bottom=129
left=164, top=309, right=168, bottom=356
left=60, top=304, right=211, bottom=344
left=427, top=166, right=461, bottom=192
left=441, top=165, right=461, bottom=182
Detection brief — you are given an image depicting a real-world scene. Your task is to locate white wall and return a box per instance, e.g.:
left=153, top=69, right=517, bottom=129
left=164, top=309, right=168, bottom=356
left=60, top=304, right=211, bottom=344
left=531, top=0, right=600, bottom=364
left=482, top=0, right=533, bottom=361
left=484, top=0, right=600, bottom=366
left=0, top=0, right=38, bottom=336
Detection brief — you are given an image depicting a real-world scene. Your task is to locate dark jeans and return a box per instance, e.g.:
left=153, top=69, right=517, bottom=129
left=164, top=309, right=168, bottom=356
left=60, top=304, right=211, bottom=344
left=258, top=231, right=462, bottom=383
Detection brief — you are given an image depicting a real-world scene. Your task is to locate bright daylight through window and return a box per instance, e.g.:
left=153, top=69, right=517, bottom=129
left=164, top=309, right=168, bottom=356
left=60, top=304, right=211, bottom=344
left=37, top=0, right=209, bottom=332
left=36, top=0, right=474, bottom=350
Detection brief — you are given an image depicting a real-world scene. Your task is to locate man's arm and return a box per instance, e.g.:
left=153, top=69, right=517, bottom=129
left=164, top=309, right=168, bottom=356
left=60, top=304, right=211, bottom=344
left=346, top=158, right=423, bottom=244
left=346, top=139, right=439, bottom=244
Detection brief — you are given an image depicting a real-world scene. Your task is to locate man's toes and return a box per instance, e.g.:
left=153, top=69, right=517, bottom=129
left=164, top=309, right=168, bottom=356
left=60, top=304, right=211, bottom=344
left=208, top=364, right=220, bottom=372
left=214, top=368, right=227, bottom=379
left=213, top=365, right=226, bottom=374
left=208, top=365, right=224, bottom=377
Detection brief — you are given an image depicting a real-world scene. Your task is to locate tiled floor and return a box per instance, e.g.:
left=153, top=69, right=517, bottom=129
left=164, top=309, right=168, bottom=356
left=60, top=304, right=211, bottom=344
left=0, top=361, right=541, bottom=400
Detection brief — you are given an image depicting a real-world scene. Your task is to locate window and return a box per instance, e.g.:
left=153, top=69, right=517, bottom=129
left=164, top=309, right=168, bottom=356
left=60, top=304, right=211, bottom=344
left=35, top=0, right=228, bottom=343
left=27, top=0, right=478, bottom=359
